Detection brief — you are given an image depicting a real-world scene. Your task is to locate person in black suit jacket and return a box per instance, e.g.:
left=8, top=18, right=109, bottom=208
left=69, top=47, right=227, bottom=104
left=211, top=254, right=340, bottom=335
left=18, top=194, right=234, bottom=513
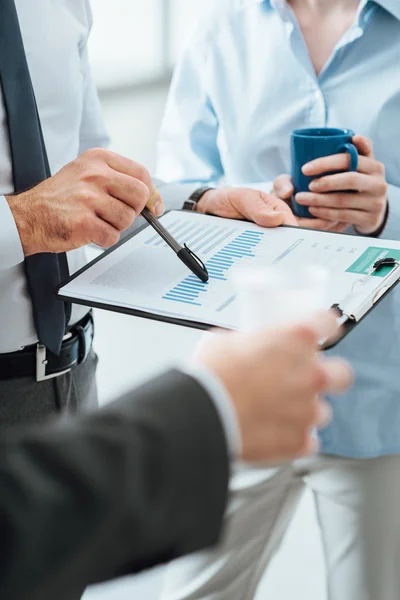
left=0, top=313, right=352, bottom=600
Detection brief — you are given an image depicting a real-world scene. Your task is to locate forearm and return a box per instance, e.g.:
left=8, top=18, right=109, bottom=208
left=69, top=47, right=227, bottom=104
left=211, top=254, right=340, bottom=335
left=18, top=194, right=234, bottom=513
left=0, top=370, right=230, bottom=600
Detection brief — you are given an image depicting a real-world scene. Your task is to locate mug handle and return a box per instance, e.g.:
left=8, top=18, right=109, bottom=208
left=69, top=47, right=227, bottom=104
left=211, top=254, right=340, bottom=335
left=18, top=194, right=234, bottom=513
left=338, top=143, right=359, bottom=171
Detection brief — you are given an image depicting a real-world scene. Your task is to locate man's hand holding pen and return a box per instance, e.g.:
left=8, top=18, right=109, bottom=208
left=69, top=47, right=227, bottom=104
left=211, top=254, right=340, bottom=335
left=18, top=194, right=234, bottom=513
left=6, top=148, right=165, bottom=256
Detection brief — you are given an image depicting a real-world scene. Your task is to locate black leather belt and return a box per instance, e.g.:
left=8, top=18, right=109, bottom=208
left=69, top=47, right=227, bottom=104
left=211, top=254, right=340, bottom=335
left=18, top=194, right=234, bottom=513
left=0, top=312, right=94, bottom=382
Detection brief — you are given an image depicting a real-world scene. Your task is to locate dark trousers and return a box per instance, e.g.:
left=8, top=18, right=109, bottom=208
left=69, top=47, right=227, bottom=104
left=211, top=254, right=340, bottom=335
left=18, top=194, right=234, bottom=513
left=0, top=348, right=99, bottom=600
left=0, top=349, right=99, bottom=429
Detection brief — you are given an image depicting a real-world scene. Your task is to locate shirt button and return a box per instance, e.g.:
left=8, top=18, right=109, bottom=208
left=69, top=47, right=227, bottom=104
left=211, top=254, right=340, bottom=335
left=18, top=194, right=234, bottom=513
left=310, top=89, right=326, bottom=125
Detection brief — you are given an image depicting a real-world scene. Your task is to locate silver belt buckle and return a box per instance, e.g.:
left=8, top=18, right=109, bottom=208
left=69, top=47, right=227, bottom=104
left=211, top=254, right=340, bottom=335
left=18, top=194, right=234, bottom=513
left=36, top=344, right=72, bottom=382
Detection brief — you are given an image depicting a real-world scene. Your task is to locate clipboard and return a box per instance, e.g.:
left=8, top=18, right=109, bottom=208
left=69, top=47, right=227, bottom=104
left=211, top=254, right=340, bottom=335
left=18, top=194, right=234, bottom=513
left=57, top=210, right=400, bottom=348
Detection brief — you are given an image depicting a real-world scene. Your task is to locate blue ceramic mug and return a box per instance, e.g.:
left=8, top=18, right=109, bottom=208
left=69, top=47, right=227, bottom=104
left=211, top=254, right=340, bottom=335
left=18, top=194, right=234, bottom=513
left=290, top=127, right=359, bottom=218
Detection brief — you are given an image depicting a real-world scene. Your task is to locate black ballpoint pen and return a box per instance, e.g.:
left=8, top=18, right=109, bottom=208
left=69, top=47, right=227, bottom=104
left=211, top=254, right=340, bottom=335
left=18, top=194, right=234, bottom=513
left=141, top=208, right=209, bottom=283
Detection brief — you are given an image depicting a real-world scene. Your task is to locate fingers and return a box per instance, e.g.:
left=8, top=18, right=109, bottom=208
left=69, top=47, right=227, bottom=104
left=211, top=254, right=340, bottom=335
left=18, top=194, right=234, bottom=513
left=87, top=217, right=121, bottom=248
left=296, top=217, right=344, bottom=231
left=81, top=148, right=165, bottom=218
left=94, top=194, right=137, bottom=232
left=258, top=192, right=298, bottom=226
left=102, top=149, right=153, bottom=189
left=105, top=172, right=150, bottom=213
left=192, top=187, right=298, bottom=228
left=107, top=171, right=165, bottom=217
left=327, top=222, right=349, bottom=233
left=292, top=311, right=340, bottom=349
left=297, top=185, right=386, bottom=212
left=295, top=142, right=387, bottom=233
left=146, top=184, right=165, bottom=217
left=234, top=190, right=294, bottom=228
left=306, top=204, right=384, bottom=230
left=257, top=311, right=340, bottom=367
left=317, top=220, right=349, bottom=233
left=307, top=171, right=386, bottom=195
left=296, top=174, right=387, bottom=230
left=273, top=174, right=294, bottom=199
left=80, top=148, right=153, bottom=190
left=317, top=357, right=354, bottom=394
left=352, top=135, right=375, bottom=158
left=254, top=210, right=288, bottom=227
left=306, top=205, right=364, bottom=227
left=239, top=191, right=286, bottom=226
left=302, top=153, right=381, bottom=177
left=315, top=398, right=333, bottom=428
left=296, top=191, right=368, bottom=212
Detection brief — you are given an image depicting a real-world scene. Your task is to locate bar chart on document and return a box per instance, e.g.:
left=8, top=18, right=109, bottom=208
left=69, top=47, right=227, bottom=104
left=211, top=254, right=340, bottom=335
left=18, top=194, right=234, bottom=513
left=60, top=210, right=400, bottom=330
left=142, top=211, right=400, bottom=328
left=153, top=217, right=266, bottom=314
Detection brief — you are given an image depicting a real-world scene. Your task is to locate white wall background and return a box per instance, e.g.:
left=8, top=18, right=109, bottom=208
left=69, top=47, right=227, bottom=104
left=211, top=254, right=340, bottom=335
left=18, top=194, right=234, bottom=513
left=89, top=0, right=215, bottom=90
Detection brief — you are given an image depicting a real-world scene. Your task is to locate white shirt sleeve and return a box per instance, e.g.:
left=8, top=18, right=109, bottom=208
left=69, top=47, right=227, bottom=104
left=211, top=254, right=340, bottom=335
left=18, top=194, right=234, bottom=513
left=156, top=31, right=224, bottom=187
left=155, top=38, right=275, bottom=195
left=182, top=364, right=242, bottom=458
left=0, top=195, right=24, bottom=269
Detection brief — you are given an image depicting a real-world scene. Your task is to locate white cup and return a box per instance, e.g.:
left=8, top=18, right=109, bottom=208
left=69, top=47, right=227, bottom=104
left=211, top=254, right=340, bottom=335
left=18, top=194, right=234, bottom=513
left=231, top=264, right=329, bottom=472
left=232, top=264, right=329, bottom=332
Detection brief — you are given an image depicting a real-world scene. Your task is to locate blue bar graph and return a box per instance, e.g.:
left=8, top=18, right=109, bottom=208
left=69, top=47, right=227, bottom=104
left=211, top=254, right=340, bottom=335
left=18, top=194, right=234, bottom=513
left=162, top=229, right=265, bottom=306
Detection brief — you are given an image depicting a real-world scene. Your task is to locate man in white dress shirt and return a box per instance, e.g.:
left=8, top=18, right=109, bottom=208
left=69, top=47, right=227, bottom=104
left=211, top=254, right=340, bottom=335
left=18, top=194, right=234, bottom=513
left=0, top=0, right=301, bottom=428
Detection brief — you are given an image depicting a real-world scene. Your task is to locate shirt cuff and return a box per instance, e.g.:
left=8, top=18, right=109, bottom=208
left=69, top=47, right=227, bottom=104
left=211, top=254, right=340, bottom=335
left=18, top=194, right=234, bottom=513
left=0, top=195, right=25, bottom=269
left=181, top=363, right=242, bottom=458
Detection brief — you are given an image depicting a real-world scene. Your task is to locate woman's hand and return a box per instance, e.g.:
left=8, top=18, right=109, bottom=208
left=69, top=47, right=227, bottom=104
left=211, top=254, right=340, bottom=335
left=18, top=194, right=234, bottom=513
left=196, top=187, right=298, bottom=227
left=273, top=176, right=348, bottom=233
left=293, top=136, right=388, bottom=235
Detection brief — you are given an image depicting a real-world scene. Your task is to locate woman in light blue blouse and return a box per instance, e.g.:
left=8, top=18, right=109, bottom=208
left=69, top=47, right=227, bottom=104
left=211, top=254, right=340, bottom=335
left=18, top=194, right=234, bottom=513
left=157, top=1, right=400, bottom=599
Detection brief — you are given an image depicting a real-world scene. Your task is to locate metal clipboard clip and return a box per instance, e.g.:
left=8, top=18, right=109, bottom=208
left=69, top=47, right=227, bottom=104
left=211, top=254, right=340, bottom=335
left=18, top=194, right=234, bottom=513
left=332, top=257, right=400, bottom=325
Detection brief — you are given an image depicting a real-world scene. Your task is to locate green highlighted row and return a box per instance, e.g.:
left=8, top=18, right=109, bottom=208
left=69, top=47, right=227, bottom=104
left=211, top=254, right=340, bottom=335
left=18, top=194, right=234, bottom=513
left=347, top=247, right=400, bottom=278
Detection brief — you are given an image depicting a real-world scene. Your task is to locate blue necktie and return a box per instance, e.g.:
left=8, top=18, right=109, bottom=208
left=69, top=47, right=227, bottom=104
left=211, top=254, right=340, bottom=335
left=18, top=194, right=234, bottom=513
left=0, top=0, right=71, bottom=355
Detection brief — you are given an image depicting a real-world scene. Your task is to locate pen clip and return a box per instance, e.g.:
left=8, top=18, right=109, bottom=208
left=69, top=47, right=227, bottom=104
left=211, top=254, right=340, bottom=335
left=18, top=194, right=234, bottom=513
left=184, top=243, right=207, bottom=273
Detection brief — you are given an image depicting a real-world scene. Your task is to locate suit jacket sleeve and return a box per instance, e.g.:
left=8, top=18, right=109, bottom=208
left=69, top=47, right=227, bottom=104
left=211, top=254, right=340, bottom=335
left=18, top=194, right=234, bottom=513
left=0, top=369, right=230, bottom=600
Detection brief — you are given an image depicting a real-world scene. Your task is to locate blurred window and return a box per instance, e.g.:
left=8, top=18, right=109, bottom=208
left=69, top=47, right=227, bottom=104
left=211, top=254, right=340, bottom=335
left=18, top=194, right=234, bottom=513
left=89, top=0, right=215, bottom=89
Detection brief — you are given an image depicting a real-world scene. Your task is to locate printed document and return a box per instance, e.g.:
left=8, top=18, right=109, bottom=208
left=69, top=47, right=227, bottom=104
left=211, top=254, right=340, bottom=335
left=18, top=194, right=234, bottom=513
left=59, top=211, right=400, bottom=329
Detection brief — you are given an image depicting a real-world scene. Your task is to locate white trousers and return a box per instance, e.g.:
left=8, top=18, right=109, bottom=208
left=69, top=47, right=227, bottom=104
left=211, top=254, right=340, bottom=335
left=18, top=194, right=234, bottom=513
left=161, top=455, right=400, bottom=600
